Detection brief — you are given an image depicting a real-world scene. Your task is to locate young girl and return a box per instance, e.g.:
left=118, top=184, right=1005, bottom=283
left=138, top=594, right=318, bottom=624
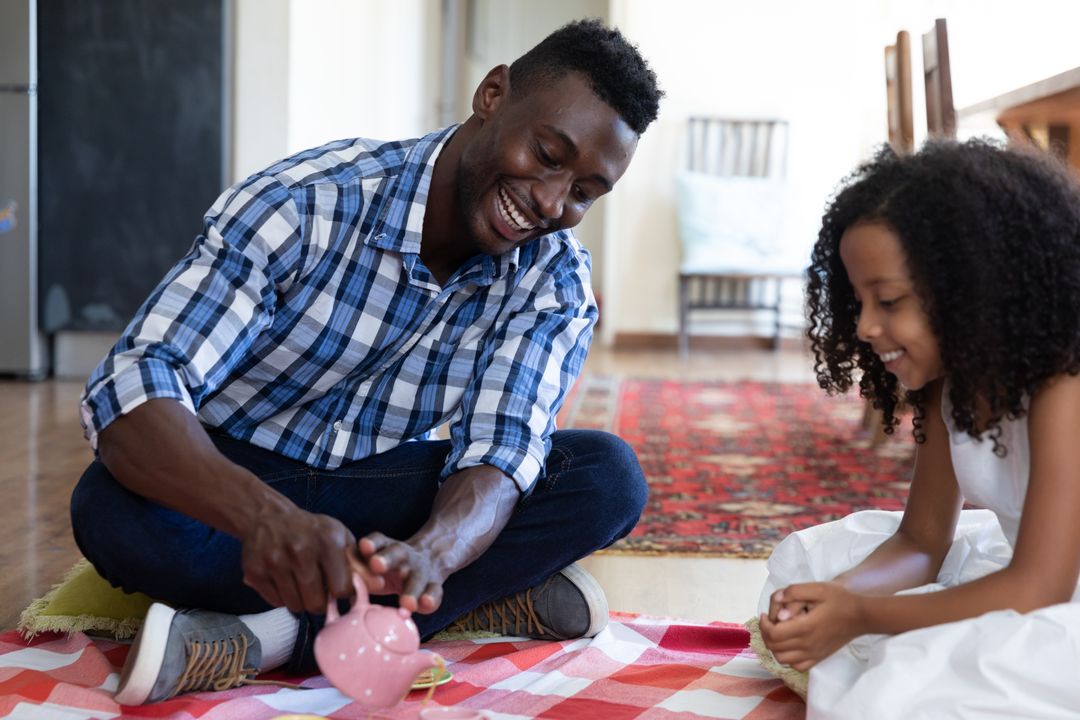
left=759, top=139, right=1080, bottom=718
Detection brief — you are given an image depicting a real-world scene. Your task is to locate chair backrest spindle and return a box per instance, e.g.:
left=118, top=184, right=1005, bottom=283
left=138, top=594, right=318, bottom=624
left=922, top=18, right=956, bottom=138
left=686, top=117, right=788, bottom=179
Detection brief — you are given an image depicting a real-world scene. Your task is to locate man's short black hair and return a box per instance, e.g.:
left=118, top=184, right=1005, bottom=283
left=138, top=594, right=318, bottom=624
left=508, top=18, right=662, bottom=136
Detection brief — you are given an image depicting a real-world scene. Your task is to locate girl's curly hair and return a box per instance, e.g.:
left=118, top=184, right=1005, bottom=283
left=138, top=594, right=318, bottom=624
left=806, top=138, right=1080, bottom=453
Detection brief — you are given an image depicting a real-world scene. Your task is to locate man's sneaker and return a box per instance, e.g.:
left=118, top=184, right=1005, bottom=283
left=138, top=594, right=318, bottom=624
left=446, top=563, right=608, bottom=640
left=114, top=603, right=263, bottom=705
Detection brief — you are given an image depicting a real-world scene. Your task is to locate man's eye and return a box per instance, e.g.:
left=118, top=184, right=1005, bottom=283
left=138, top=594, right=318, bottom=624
left=573, top=185, right=593, bottom=204
left=536, top=145, right=558, bottom=167
left=879, top=297, right=900, bottom=308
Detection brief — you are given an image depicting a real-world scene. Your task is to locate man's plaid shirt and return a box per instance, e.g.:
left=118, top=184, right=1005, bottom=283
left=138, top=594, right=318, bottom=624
left=80, top=126, right=598, bottom=492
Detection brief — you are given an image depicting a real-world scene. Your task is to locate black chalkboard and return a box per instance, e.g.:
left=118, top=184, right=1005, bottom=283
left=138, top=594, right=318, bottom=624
left=37, top=0, right=227, bottom=332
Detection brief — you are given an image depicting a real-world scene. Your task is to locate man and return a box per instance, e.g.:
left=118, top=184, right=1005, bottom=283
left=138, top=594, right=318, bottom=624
left=70, top=19, right=662, bottom=705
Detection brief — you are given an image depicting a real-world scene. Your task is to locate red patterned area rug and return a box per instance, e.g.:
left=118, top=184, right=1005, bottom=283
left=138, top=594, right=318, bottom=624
left=558, top=376, right=915, bottom=558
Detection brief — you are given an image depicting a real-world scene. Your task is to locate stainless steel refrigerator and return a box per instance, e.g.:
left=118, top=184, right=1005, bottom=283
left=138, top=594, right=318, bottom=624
left=0, top=0, right=47, bottom=378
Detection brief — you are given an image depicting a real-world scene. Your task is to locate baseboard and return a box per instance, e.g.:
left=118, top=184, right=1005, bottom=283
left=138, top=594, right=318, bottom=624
left=613, top=332, right=807, bottom=352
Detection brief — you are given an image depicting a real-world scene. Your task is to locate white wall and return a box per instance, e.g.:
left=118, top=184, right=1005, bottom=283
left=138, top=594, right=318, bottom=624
left=233, top=0, right=290, bottom=182
left=232, top=0, right=441, bottom=183
left=604, top=0, right=1080, bottom=340
left=232, top=0, right=1080, bottom=341
left=286, top=0, right=438, bottom=151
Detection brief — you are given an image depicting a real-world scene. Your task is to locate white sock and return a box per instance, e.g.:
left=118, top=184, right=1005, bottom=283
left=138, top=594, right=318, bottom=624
left=239, top=608, right=300, bottom=671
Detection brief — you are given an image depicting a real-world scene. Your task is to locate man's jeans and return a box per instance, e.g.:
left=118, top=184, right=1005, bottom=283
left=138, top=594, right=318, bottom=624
left=70, top=429, right=647, bottom=673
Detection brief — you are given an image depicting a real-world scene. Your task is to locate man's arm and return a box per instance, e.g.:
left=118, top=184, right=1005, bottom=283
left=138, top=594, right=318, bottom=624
left=81, top=177, right=376, bottom=613
left=360, top=465, right=518, bottom=612
left=99, top=398, right=376, bottom=613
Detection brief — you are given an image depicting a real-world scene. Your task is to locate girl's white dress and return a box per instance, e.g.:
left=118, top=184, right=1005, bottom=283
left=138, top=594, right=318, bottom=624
left=760, top=389, right=1080, bottom=719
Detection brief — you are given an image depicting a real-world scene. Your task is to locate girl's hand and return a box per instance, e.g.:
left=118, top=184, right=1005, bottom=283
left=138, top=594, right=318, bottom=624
left=767, top=588, right=812, bottom=622
left=759, top=582, right=866, bottom=671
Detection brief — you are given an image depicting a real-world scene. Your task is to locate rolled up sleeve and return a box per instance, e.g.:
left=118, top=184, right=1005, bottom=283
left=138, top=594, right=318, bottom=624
left=80, top=175, right=304, bottom=449
left=444, top=245, right=597, bottom=493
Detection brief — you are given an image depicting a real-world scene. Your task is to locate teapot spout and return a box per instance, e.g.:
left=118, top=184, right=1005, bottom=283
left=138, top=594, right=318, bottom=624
left=405, top=650, right=442, bottom=683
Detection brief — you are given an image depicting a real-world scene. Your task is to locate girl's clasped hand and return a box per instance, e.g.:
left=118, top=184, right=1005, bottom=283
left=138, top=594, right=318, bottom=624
left=760, top=583, right=863, bottom=671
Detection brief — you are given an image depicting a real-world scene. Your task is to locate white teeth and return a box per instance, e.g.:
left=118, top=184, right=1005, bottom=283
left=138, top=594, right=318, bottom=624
left=498, top=187, right=535, bottom=232
left=879, top=349, right=904, bottom=363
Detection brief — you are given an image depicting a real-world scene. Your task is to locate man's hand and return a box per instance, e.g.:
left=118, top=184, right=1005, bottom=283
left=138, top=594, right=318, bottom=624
left=759, top=582, right=866, bottom=672
left=357, top=465, right=520, bottom=615
left=241, top=501, right=385, bottom=614
left=358, top=534, right=447, bottom=613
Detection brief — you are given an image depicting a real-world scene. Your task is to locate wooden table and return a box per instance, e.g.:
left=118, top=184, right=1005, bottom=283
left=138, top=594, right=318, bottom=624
left=960, top=65, right=1080, bottom=170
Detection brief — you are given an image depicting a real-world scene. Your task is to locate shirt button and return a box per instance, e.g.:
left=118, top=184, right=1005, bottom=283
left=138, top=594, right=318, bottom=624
left=333, top=421, right=342, bottom=431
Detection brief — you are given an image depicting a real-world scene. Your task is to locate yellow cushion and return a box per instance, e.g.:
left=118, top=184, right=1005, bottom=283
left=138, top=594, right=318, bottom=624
left=18, top=559, right=153, bottom=640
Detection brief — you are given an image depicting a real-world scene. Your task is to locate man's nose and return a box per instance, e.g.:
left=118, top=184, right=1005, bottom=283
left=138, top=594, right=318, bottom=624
left=532, top=174, right=571, bottom=223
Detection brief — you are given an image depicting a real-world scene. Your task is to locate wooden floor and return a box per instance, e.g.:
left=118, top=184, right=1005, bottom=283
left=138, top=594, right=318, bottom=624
left=1, top=378, right=94, bottom=630
left=0, top=344, right=815, bottom=630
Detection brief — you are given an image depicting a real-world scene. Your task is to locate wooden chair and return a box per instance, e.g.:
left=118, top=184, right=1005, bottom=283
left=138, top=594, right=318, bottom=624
left=863, top=31, right=918, bottom=446
left=884, top=30, right=915, bottom=154
left=922, top=18, right=956, bottom=138
left=676, top=117, right=802, bottom=356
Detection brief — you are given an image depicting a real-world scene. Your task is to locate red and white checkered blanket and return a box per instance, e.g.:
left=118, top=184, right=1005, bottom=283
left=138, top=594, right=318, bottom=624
left=0, top=613, right=802, bottom=719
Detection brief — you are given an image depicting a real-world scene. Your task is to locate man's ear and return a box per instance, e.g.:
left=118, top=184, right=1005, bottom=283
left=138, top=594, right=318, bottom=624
left=472, top=64, right=511, bottom=120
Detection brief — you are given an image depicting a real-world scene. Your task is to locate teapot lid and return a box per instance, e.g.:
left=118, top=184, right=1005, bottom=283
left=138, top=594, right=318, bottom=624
left=365, top=606, right=420, bottom=653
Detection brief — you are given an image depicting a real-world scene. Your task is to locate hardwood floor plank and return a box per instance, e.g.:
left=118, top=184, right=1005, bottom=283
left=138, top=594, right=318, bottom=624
left=0, top=380, right=90, bottom=629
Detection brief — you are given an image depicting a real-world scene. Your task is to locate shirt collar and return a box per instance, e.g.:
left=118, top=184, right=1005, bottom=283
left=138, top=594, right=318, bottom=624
left=365, top=124, right=522, bottom=283
left=365, top=125, right=455, bottom=255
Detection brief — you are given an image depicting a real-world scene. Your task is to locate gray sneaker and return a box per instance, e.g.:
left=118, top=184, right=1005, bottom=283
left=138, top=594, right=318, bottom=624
left=114, top=603, right=263, bottom=705
left=446, top=563, right=608, bottom=640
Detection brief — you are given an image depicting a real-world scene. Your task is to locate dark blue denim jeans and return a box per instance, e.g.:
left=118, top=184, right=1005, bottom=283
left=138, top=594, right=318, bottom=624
left=70, top=429, right=646, bottom=673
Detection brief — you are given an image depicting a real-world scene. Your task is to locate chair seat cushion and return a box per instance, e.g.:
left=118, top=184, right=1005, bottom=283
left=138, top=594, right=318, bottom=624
left=679, top=250, right=805, bottom=276
left=677, top=171, right=802, bottom=274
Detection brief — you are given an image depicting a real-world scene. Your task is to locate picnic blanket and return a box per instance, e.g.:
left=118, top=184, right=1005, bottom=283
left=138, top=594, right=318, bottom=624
left=0, top=613, right=802, bottom=719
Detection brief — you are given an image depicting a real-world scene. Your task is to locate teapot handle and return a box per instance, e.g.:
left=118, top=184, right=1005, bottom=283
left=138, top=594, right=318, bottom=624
left=325, top=596, right=339, bottom=624
left=325, top=571, right=372, bottom=623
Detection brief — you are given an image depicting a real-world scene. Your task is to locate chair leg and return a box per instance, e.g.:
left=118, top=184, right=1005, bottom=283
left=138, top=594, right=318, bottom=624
left=860, top=398, right=876, bottom=429
left=678, top=276, right=690, bottom=358
left=771, top=278, right=782, bottom=351
left=862, top=399, right=890, bottom=448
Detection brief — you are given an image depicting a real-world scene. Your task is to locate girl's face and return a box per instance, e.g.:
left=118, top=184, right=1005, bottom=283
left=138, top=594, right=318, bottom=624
left=839, top=220, right=944, bottom=390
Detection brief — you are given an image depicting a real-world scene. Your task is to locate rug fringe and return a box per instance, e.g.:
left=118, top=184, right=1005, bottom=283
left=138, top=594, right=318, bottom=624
left=17, top=559, right=144, bottom=641
left=17, top=610, right=143, bottom=641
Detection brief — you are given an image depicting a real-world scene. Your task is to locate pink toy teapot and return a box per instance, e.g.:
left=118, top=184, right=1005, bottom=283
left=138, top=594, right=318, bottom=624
left=314, top=573, right=443, bottom=709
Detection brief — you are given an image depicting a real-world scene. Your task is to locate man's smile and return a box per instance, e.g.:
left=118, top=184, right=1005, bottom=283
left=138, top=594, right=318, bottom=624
left=497, top=186, right=537, bottom=233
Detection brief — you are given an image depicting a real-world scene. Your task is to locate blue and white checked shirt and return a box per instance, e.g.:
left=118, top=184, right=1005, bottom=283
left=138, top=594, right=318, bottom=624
left=80, top=126, right=598, bottom=492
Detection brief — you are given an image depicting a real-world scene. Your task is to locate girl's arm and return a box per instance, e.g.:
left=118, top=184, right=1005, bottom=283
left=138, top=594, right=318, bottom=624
left=854, top=370, right=1080, bottom=629
left=764, top=372, right=1080, bottom=670
left=833, top=378, right=964, bottom=595
left=769, top=378, right=962, bottom=623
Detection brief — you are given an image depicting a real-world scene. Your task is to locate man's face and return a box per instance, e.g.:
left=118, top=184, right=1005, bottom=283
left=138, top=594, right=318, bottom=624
left=457, top=70, right=638, bottom=257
